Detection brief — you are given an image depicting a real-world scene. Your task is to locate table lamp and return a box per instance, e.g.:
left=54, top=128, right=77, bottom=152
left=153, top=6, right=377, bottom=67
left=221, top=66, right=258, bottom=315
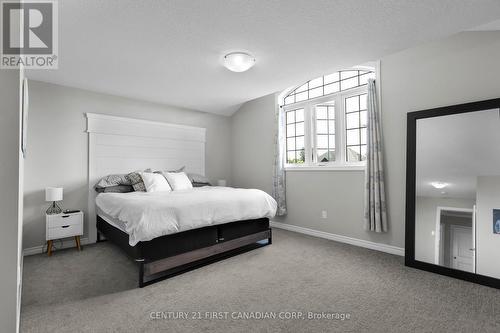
left=45, top=187, right=63, bottom=215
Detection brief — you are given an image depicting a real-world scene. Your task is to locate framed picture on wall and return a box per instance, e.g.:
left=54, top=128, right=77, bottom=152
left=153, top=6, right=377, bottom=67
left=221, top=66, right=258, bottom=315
left=493, top=209, right=500, bottom=234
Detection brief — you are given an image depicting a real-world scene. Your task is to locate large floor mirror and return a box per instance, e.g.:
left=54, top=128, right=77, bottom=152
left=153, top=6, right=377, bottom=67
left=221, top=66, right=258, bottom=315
left=406, top=98, right=500, bottom=288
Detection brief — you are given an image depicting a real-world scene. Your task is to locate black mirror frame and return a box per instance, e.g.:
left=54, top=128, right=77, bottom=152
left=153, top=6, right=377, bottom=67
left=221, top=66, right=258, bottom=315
left=405, top=97, right=500, bottom=289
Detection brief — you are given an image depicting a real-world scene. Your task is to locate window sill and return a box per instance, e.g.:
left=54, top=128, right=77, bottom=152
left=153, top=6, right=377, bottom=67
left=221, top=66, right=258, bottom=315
left=284, top=165, right=366, bottom=172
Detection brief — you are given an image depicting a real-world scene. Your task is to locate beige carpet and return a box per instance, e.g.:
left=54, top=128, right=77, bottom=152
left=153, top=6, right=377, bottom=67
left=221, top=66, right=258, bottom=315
left=21, top=229, right=500, bottom=332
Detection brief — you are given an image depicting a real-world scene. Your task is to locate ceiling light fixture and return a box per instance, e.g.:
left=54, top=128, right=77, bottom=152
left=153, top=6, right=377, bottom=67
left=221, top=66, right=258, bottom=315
left=431, top=182, right=448, bottom=189
left=223, top=52, right=256, bottom=72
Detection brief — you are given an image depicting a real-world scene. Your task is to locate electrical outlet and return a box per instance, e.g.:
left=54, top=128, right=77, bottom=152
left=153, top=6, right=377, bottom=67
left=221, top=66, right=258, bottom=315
left=321, top=210, right=328, bottom=219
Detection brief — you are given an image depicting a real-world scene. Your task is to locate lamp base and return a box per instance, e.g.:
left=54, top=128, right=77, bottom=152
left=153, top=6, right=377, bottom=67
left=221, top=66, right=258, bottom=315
left=46, top=202, right=62, bottom=215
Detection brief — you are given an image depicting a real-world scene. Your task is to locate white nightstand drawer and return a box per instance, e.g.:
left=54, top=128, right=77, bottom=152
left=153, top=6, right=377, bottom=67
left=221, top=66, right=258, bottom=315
left=47, top=213, right=82, bottom=228
left=47, top=224, right=83, bottom=240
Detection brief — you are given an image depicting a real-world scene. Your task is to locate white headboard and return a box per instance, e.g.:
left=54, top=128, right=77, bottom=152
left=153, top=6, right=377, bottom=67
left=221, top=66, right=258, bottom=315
left=86, top=113, right=206, bottom=243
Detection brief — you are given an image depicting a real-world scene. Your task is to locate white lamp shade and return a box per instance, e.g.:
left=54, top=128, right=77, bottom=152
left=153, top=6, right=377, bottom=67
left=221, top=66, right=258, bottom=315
left=223, top=52, right=256, bottom=72
left=45, top=187, right=63, bottom=202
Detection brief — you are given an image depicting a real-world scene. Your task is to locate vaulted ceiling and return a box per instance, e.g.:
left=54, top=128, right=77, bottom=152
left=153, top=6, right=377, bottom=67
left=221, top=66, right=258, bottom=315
left=27, top=0, right=500, bottom=115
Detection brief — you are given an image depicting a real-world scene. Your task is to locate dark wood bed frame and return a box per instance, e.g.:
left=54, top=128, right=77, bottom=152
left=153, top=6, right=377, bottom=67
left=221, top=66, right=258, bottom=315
left=96, top=216, right=272, bottom=287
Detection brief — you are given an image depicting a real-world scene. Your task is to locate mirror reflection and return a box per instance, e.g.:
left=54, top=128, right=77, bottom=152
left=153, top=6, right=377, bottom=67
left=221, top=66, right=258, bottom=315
left=415, top=108, right=500, bottom=278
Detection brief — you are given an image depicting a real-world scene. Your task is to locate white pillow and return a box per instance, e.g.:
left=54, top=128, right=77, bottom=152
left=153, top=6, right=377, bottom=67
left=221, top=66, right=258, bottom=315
left=164, top=172, right=193, bottom=190
left=140, top=172, right=172, bottom=192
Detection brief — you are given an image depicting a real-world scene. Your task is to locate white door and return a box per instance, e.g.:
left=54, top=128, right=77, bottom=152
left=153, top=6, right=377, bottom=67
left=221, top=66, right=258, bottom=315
left=451, top=225, right=473, bottom=272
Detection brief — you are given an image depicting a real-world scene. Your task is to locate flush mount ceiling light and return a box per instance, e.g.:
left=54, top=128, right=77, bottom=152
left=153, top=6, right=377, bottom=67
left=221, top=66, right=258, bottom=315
left=431, top=182, right=448, bottom=189
left=223, top=52, right=256, bottom=72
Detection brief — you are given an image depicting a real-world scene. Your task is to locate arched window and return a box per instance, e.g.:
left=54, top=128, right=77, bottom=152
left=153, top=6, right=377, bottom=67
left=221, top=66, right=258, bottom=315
left=283, top=70, right=375, bottom=106
left=281, top=69, right=375, bottom=168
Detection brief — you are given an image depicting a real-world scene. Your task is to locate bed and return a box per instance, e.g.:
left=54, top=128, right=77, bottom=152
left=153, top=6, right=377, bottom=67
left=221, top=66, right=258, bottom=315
left=96, top=187, right=275, bottom=286
left=86, top=113, right=276, bottom=287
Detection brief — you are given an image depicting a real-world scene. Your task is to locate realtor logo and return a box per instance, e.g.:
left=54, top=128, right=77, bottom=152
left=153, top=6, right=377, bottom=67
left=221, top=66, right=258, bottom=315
left=1, top=0, right=58, bottom=69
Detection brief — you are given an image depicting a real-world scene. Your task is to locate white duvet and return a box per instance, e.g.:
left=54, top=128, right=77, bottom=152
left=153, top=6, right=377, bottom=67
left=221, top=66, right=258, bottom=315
left=96, top=187, right=277, bottom=246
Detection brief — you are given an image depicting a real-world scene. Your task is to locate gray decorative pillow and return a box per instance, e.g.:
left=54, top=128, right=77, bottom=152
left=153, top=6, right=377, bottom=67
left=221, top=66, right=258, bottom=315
left=125, top=169, right=152, bottom=192
left=96, top=185, right=134, bottom=193
left=95, top=174, right=132, bottom=189
left=187, top=173, right=211, bottom=185
left=126, top=172, right=146, bottom=192
left=192, top=182, right=211, bottom=188
left=104, top=185, right=134, bottom=193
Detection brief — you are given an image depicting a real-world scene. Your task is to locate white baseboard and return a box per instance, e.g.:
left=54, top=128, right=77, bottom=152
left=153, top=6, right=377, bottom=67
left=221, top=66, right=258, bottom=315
left=23, top=237, right=90, bottom=256
left=270, top=221, right=404, bottom=256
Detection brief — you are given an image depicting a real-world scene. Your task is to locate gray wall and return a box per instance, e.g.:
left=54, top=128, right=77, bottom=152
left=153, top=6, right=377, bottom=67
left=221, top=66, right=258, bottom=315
left=23, top=81, right=232, bottom=249
left=0, top=70, right=23, bottom=332
left=231, top=31, right=500, bottom=249
left=231, top=94, right=276, bottom=195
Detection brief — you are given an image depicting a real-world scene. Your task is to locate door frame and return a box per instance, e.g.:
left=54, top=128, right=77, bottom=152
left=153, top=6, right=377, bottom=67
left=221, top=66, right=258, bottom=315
left=434, top=206, right=473, bottom=266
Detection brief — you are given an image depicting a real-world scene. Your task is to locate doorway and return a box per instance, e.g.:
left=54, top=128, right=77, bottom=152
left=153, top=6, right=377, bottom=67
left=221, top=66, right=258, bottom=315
left=434, top=207, right=475, bottom=273
left=450, top=225, right=473, bottom=272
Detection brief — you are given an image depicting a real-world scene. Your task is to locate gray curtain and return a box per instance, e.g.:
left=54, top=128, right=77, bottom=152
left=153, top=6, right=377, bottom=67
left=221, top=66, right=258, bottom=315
left=364, top=79, right=387, bottom=232
left=272, top=104, right=287, bottom=216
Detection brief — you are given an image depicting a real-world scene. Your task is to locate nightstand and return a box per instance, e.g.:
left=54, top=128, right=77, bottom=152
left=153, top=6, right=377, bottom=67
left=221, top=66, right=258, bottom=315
left=46, top=211, right=84, bottom=256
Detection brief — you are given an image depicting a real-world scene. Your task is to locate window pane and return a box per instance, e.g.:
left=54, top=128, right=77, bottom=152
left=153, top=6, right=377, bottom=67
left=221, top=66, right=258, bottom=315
left=286, top=124, right=295, bottom=137
left=346, top=112, right=359, bottom=129
left=328, top=149, right=336, bottom=161
left=345, top=96, right=359, bottom=113
left=360, top=110, right=368, bottom=127
left=295, top=109, right=304, bottom=122
left=346, top=129, right=360, bottom=145
left=324, top=72, right=339, bottom=84
left=309, top=77, right=323, bottom=89
left=328, top=106, right=335, bottom=119
left=316, top=106, right=328, bottom=119
left=328, top=136, right=335, bottom=148
left=360, top=94, right=367, bottom=110
left=324, top=82, right=339, bottom=95
left=359, top=73, right=370, bottom=85
left=346, top=146, right=361, bottom=162
left=360, top=128, right=367, bottom=145
left=316, top=120, right=328, bottom=134
left=328, top=120, right=335, bottom=134
left=287, top=151, right=296, bottom=163
left=284, top=95, right=294, bottom=105
left=286, top=111, right=295, bottom=124
left=309, top=87, right=323, bottom=99
left=296, top=83, right=308, bottom=93
left=295, top=122, right=304, bottom=136
left=317, top=149, right=329, bottom=162
left=295, top=91, right=308, bottom=102
left=297, top=149, right=305, bottom=163
left=317, top=135, right=328, bottom=148
left=341, top=70, right=358, bottom=80
left=341, top=76, right=358, bottom=90
left=287, top=138, right=295, bottom=150
left=296, top=136, right=304, bottom=150
left=360, top=145, right=367, bottom=161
